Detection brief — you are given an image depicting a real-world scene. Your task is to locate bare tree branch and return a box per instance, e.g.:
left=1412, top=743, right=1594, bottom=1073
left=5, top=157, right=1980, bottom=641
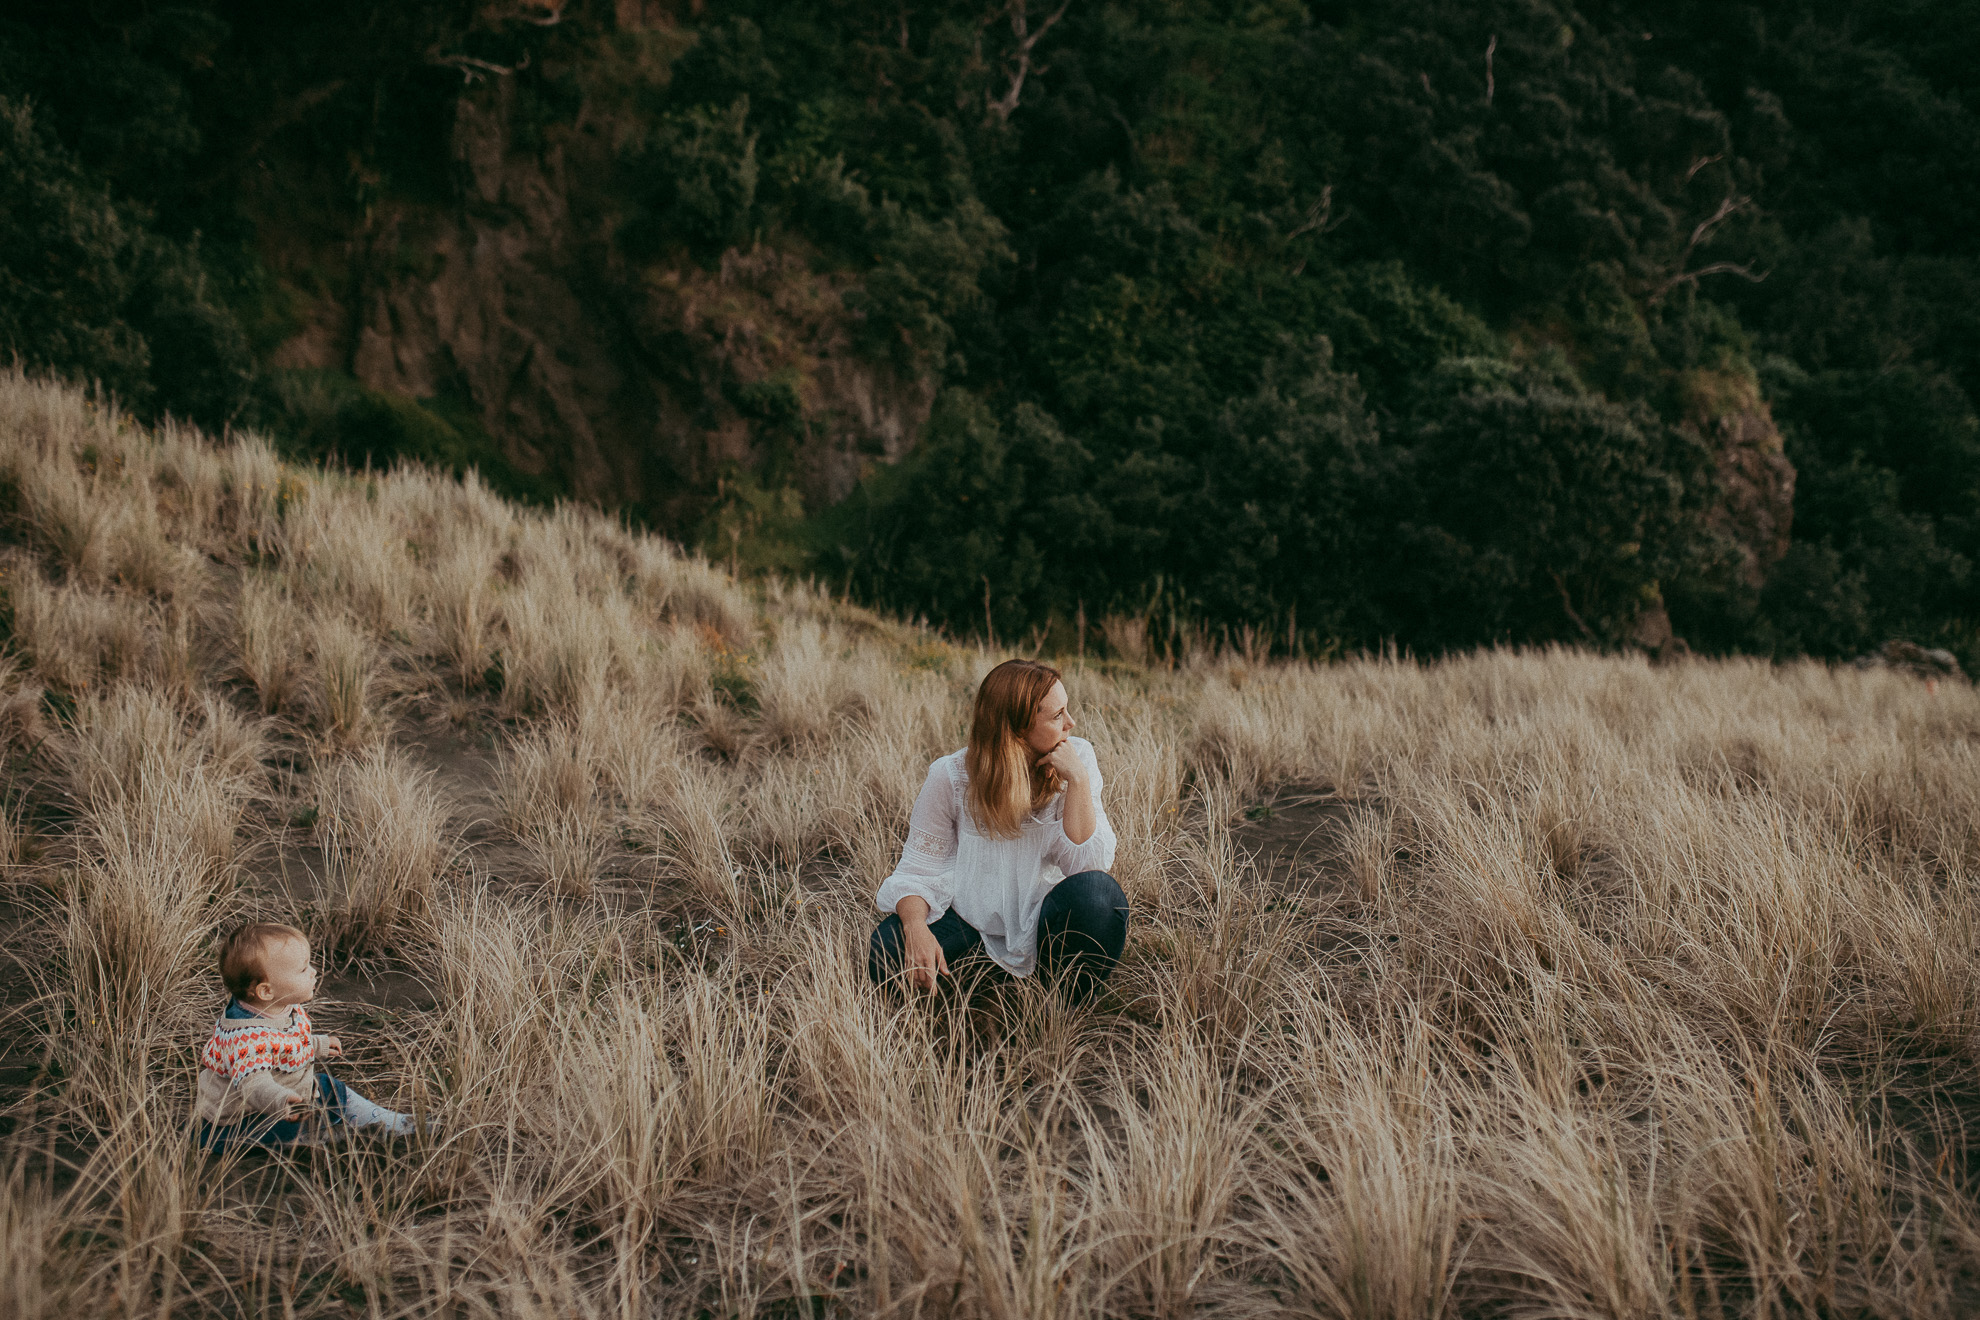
left=427, top=3, right=560, bottom=82
left=1682, top=153, right=1723, bottom=185
left=516, top=0, right=567, bottom=25
left=1684, top=192, right=1746, bottom=253
left=429, top=50, right=532, bottom=84
left=1285, top=186, right=1335, bottom=242
left=984, top=0, right=1073, bottom=123
left=1649, top=192, right=1765, bottom=304
left=1285, top=186, right=1342, bottom=276
left=1552, top=572, right=1598, bottom=643
left=1684, top=260, right=1764, bottom=282
left=1484, top=34, right=1497, bottom=107
left=1651, top=260, right=1767, bottom=303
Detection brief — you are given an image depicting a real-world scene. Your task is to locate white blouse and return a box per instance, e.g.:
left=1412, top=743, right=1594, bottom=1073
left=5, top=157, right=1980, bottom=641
left=875, top=736, right=1117, bottom=976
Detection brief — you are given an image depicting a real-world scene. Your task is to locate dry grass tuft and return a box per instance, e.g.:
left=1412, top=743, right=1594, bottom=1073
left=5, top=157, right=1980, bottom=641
left=637, top=759, right=745, bottom=916
left=0, top=651, right=48, bottom=751
left=3, top=564, right=155, bottom=693
left=0, top=797, right=24, bottom=872
left=629, top=535, right=755, bottom=649
left=306, top=610, right=378, bottom=745
left=751, top=619, right=882, bottom=748
left=1101, top=611, right=1149, bottom=664
left=424, top=531, right=501, bottom=691
left=280, top=481, right=419, bottom=638
left=233, top=571, right=304, bottom=713
left=61, top=787, right=234, bottom=1049
left=496, top=577, right=622, bottom=721
left=317, top=745, right=458, bottom=953
left=495, top=720, right=617, bottom=898
left=52, top=683, right=261, bottom=883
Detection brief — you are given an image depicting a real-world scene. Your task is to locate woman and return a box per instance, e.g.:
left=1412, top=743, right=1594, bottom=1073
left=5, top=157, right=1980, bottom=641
left=869, top=659, right=1129, bottom=1002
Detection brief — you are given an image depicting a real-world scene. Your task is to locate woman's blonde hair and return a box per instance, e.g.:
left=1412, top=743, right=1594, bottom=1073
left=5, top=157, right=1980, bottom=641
left=965, top=659, right=1064, bottom=839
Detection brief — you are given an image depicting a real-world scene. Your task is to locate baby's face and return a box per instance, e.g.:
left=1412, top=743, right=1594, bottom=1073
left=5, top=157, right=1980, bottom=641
left=254, top=936, right=318, bottom=1011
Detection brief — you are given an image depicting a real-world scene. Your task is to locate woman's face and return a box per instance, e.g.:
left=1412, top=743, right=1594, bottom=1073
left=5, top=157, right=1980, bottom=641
left=1024, top=680, right=1074, bottom=753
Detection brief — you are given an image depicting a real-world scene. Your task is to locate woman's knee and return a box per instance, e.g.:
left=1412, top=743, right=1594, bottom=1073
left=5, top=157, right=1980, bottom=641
left=1043, top=873, right=1129, bottom=964
left=1063, top=869, right=1126, bottom=908
left=1038, top=873, right=1127, bottom=999
left=1050, top=870, right=1128, bottom=929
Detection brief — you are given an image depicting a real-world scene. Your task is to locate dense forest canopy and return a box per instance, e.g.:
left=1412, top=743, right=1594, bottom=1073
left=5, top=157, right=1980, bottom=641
left=2, top=0, right=1976, bottom=662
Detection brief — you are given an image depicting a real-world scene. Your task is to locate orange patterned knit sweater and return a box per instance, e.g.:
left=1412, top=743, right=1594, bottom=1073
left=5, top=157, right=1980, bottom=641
left=194, top=1003, right=328, bottom=1124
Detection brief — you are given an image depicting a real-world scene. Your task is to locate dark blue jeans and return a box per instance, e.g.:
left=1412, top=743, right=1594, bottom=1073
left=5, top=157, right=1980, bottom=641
left=194, top=1071, right=351, bottom=1150
left=869, top=870, right=1130, bottom=1002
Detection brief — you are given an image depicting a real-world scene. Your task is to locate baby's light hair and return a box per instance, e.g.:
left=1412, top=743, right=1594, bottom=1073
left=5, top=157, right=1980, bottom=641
left=219, top=922, right=307, bottom=1000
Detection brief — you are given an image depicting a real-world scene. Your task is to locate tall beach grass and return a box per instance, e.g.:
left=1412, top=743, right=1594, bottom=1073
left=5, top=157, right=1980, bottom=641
left=3, top=369, right=1979, bottom=1316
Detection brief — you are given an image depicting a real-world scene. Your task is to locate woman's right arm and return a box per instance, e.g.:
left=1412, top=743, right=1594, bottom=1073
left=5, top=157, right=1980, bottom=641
left=875, top=761, right=958, bottom=991
left=875, top=761, right=958, bottom=921
left=892, top=894, right=946, bottom=991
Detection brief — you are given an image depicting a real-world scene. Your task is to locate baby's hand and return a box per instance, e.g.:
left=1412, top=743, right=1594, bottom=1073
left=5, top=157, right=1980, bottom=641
left=318, top=1035, right=344, bottom=1059
left=284, top=1091, right=311, bottom=1117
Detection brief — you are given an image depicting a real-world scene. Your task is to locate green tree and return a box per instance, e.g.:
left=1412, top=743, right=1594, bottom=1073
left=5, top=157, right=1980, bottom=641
left=1186, top=340, right=1381, bottom=638
left=1764, top=364, right=1980, bottom=657
left=0, top=98, right=250, bottom=426
left=1384, top=360, right=1712, bottom=647
left=623, top=97, right=761, bottom=261
left=826, top=389, right=1111, bottom=635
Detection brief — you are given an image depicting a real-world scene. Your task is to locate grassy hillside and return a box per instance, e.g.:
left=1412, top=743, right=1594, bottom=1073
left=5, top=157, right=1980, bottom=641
left=3, top=371, right=1980, bottom=1315
left=7, top=2, right=1980, bottom=661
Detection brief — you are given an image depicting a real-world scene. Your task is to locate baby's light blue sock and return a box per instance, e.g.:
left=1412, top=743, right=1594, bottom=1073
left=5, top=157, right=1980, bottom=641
left=341, top=1088, right=417, bottom=1135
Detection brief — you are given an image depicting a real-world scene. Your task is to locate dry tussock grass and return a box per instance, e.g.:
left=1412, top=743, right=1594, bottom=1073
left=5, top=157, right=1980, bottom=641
left=305, top=610, right=381, bottom=746
left=3, top=370, right=1980, bottom=1316
left=495, top=718, right=613, bottom=898
left=317, top=745, right=458, bottom=952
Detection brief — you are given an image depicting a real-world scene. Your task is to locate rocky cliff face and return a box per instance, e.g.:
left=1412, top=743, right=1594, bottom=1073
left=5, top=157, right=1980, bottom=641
left=263, top=75, right=933, bottom=530
left=1625, top=367, right=1796, bottom=657
left=1679, top=366, right=1796, bottom=591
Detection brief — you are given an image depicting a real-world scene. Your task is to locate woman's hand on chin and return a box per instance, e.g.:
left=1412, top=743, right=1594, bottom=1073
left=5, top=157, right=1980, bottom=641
left=1042, top=739, right=1097, bottom=844
left=1037, top=739, right=1087, bottom=788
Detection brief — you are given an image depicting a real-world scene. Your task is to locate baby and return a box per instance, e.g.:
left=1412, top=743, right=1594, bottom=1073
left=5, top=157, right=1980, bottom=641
left=193, top=921, right=417, bottom=1148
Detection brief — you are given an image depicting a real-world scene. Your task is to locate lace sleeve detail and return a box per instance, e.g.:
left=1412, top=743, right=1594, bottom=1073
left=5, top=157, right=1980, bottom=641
left=876, top=757, right=960, bottom=920
left=904, top=826, right=956, bottom=866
